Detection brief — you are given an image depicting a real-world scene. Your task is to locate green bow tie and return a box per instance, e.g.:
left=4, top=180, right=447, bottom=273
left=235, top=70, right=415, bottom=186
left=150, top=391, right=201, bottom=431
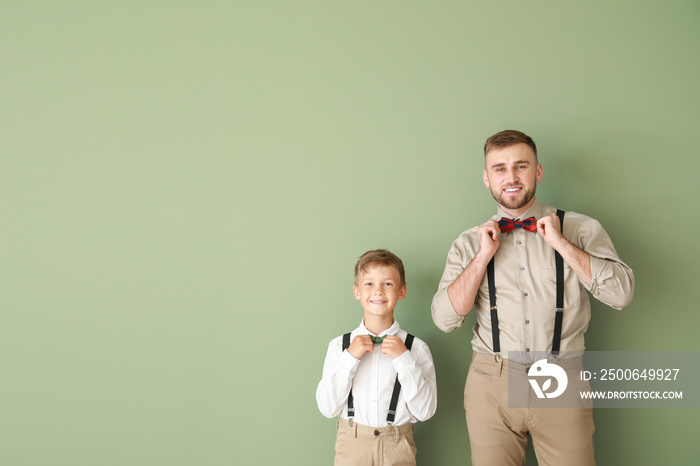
left=370, top=335, right=387, bottom=344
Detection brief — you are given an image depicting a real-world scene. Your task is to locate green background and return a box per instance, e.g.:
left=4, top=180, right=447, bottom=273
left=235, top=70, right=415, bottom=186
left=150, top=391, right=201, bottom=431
left=2, top=1, right=699, bottom=465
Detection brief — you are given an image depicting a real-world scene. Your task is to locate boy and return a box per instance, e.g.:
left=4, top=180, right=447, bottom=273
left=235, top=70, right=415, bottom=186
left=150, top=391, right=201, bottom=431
left=316, top=249, right=438, bottom=466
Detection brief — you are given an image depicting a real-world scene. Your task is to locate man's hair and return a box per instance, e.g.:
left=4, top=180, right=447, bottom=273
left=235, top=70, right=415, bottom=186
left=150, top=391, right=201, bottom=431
left=484, top=130, right=537, bottom=159
left=354, top=249, right=406, bottom=287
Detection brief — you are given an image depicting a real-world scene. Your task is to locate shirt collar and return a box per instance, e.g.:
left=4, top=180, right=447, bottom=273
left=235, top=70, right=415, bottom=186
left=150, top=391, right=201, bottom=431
left=358, top=319, right=401, bottom=337
left=495, top=198, right=544, bottom=221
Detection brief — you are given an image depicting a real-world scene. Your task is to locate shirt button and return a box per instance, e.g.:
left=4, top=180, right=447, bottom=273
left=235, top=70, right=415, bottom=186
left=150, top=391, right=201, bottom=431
left=520, top=266, right=525, bottom=270
left=517, top=240, right=522, bottom=245
left=526, top=348, right=530, bottom=352
left=525, top=320, right=530, bottom=324
left=523, top=292, right=528, bottom=297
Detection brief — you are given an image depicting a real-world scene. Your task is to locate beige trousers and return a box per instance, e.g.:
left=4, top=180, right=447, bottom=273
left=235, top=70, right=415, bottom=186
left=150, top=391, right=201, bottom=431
left=465, top=353, right=595, bottom=466
left=334, top=418, right=417, bottom=466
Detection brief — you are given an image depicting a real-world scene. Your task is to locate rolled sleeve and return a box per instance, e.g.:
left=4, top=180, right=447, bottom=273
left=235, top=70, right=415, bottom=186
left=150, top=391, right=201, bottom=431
left=575, top=217, right=635, bottom=310
left=588, top=255, right=635, bottom=309
left=431, top=287, right=466, bottom=333
left=431, top=231, right=479, bottom=333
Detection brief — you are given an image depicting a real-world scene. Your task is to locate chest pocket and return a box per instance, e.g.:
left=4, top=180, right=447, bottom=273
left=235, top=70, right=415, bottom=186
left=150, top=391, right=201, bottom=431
left=539, top=264, right=582, bottom=313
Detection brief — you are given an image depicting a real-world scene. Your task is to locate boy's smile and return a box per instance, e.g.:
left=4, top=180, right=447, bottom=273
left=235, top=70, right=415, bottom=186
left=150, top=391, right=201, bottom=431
left=353, top=264, right=406, bottom=320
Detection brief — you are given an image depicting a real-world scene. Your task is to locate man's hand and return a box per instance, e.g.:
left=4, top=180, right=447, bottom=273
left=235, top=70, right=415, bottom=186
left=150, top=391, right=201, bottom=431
left=477, top=219, right=501, bottom=260
left=537, top=215, right=566, bottom=250
left=347, top=335, right=373, bottom=360
left=537, top=214, right=593, bottom=286
left=380, top=336, right=408, bottom=359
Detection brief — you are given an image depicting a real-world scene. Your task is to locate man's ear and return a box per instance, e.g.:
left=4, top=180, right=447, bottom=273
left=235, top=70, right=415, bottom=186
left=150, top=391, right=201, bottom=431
left=482, top=169, right=490, bottom=188
left=536, top=163, right=543, bottom=183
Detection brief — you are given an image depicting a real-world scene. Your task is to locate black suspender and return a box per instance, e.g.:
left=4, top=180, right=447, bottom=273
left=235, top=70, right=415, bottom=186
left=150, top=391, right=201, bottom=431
left=341, top=332, right=415, bottom=425
left=551, top=209, right=566, bottom=356
left=387, top=334, right=414, bottom=425
left=342, top=333, right=355, bottom=418
left=486, top=260, right=500, bottom=353
left=487, top=209, right=565, bottom=357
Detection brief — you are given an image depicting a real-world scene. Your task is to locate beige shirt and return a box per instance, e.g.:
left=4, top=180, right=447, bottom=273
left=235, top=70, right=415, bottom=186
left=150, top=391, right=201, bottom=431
left=431, top=199, right=634, bottom=363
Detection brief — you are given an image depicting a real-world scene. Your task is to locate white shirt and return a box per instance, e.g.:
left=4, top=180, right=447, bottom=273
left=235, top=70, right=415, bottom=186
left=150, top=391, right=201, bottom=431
left=316, top=319, right=438, bottom=428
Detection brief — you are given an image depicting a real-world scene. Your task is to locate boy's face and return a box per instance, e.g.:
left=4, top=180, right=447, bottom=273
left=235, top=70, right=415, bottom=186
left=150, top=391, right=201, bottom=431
left=353, top=264, right=406, bottom=320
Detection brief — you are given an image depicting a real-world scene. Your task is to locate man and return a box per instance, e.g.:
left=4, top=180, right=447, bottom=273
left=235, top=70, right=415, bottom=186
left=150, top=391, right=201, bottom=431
left=431, top=130, right=634, bottom=465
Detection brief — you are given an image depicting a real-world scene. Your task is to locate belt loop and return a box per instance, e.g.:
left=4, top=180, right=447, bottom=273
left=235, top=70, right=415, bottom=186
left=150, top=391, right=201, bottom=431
left=346, top=418, right=356, bottom=438
left=394, top=426, right=400, bottom=443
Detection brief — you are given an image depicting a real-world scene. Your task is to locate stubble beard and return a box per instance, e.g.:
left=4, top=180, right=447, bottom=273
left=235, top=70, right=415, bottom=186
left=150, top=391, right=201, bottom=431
left=490, top=185, right=537, bottom=211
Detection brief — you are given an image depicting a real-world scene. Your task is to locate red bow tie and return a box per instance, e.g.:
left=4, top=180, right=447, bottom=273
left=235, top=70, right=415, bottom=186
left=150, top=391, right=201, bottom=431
left=498, top=217, right=537, bottom=233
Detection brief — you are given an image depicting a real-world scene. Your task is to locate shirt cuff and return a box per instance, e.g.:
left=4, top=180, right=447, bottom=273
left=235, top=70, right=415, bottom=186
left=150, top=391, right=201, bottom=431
left=587, top=255, right=610, bottom=294
left=432, top=288, right=466, bottom=332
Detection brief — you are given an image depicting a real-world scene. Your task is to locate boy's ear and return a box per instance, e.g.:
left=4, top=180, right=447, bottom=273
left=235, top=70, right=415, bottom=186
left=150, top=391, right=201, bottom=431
left=353, top=285, right=360, bottom=300
left=398, top=285, right=407, bottom=300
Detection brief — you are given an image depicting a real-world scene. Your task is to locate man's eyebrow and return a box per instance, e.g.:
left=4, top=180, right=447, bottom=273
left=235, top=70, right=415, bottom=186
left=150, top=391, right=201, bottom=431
left=489, top=160, right=531, bottom=169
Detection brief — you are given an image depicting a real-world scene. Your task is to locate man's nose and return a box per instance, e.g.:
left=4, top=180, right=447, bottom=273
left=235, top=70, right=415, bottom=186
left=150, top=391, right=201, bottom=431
left=504, top=169, right=518, bottom=182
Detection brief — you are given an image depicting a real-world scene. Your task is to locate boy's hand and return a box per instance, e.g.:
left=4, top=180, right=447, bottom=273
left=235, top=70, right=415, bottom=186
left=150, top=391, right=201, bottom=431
left=347, top=335, right=374, bottom=360
left=380, top=336, right=408, bottom=359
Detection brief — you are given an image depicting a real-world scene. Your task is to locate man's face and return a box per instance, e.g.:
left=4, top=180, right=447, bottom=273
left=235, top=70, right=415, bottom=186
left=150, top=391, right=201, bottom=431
left=482, top=143, right=542, bottom=215
left=353, top=265, right=406, bottom=319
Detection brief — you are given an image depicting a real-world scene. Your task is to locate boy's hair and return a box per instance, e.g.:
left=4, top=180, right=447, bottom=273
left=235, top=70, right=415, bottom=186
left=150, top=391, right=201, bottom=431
left=354, top=249, right=406, bottom=287
left=484, top=129, right=537, bottom=160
